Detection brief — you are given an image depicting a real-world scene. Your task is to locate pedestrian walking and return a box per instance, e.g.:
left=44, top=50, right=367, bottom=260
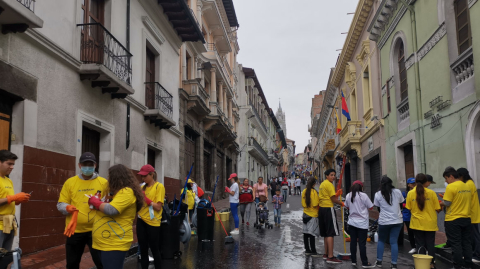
left=239, top=179, right=254, bottom=226
left=295, top=176, right=302, bottom=195
left=227, top=173, right=240, bottom=235
left=374, top=176, right=404, bottom=269
left=253, top=177, right=268, bottom=203
left=280, top=178, right=289, bottom=203
left=401, top=177, right=417, bottom=253
left=344, top=180, right=375, bottom=268
left=272, top=189, right=284, bottom=226
left=457, top=168, right=480, bottom=263
left=318, top=169, right=343, bottom=264
left=441, top=167, right=473, bottom=269
left=88, top=164, right=144, bottom=269
left=270, top=177, right=277, bottom=200
left=57, top=152, right=106, bottom=269
left=136, top=164, right=165, bottom=269
left=181, top=179, right=196, bottom=223
left=302, top=177, right=321, bottom=257
left=288, top=177, right=294, bottom=195
left=406, top=174, right=442, bottom=269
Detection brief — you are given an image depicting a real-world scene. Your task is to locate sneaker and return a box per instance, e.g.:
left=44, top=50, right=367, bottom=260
left=305, top=251, right=313, bottom=256
left=375, top=260, right=382, bottom=267
left=327, top=257, right=343, bottom=264
left=311, top=253, right=322, bottom=258
left=148, top=256, right=154, bottom=262
left=363, top=263, right=375, bottom=268
left=246, top=222, right=250, bottom=226
left=230, top=230, right=239, bottom=235
left=473, top=258, right=480, bottom=263
left=408, top=248, right=417, bottom=254
left=323, top=254, right=328, bottom=260
left=352, top=262, right=357, bottom=266
left=391, top=264, right=397, bottom=269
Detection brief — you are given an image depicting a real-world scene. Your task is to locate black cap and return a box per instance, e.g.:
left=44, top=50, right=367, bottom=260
left=426, top=174, right=436, bottom=184
left=79, top=152, right=96, bottom=164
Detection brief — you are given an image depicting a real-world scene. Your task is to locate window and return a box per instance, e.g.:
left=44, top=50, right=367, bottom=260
left=145, top=47, right=156, bottom=109
left=454, top=0, right=472, bottom=54
left=398, top=42, right=408, bottom=101
left=82, top=0, right=104, bottom=24
left=386, top=79, right=391, bottom=114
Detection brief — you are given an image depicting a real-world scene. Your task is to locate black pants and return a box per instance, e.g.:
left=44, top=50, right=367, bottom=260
left=66, top=232, right=103, bottom=269
left=414, top=230, right=436, bottom=263
left=445, top=218, right=473, bottom=268
left=101, top=251, right=126, bottom=269
left=349, top=226, right=368, bottom=265
left=404, top=221, right=416, bottom=248
left=136, top=218, right=162, bottom=269
left=472, top=224, right=480, bottom=260
left=303, top=233, right=317, bottom=253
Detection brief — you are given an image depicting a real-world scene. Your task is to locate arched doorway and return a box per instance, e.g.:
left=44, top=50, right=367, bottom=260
left=465, top=102, right=480, bottom=185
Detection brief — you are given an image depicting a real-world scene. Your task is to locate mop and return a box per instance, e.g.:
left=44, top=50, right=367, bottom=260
left=209, top=175, right=234, bottom=244
left=337, top=156, right=351, bottom=261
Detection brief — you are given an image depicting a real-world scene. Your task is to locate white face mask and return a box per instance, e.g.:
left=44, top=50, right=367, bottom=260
left=445, top=182, right=449, bottom=188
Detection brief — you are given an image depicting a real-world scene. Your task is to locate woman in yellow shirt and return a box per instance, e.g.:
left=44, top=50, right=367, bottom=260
left=136, top=164, right=165, bottom=269
left=301, top=177, right=321, bottom=257
left=88, top=164, right=144, bottom=269
left=181, top=179, right=196, bottom=223
left=406, top=173, right=441, bottom=269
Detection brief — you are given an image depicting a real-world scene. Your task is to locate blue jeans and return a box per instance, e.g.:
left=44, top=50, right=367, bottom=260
left=101, top=250, right=127, bottom=269
left=255, top=197, right=260, bottom=204
left=282, top=189, right=288, bottom=203
left=377, top=223, right=403, bottom=264
left=230, top=203, right=239, bottom=228
left=274, top=208, right=282, bottom=224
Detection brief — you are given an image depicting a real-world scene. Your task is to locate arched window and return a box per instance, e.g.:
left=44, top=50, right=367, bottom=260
left=398, top=42, right=408, bottom=101
left=454, top=0, right=472, bottom=54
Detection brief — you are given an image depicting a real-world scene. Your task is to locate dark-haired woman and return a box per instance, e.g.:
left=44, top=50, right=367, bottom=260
left=458, top=168, right=480, bottom=263
left=88, top=164, right=144, bottom=269
left=345, top=181, right=374, bottom=268
left=239, top=178, right=254, bottom=226
left=373, top=176, right=404, bottom=269
left=406, top=174, right=441, bottom=269
left=136, top=164, right=165, bottom=269
left=301, top=177, right=321, bottom=257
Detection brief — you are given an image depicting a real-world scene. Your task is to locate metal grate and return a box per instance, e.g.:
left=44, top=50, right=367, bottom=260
left=17, top=0, right=34, bottom=12
left=145, top=82, right=173, bottom=118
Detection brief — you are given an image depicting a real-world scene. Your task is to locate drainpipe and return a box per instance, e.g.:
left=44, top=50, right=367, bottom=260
left=126, top=0, right=130, bottom=51
left=398, top=0, right=426, bottom=173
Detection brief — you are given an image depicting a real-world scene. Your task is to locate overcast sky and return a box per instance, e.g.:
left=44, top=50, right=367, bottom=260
left=235, top=0, right=359, bottom=154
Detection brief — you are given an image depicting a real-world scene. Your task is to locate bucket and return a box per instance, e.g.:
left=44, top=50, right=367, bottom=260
left=215, top=212, right=229, bottom=222
left=412, top=247, right=433, bottom=269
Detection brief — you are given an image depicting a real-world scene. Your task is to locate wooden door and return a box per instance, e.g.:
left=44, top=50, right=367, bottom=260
left=0, top=95, right=13, bottom=151
left=185, top=133, right=196, bottom=181
left=404, top=144, right=414, bottom=179
left=81, top=0, right=105, bottom=63
left=145, top=48, right=156, bottom=109
left=82, top=126, right=100, bottom=172
left=147, top=148, right=156, bottom=168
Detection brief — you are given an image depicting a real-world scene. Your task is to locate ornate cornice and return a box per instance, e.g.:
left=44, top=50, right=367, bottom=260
left=417, top=22, right=446, bottom=61
left=405, top=53, right=415, bottom=70
left=356, top=39, right=371, bottom=66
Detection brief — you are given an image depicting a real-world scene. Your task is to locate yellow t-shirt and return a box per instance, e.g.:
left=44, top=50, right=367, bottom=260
left=443, top=180, right=471, bottom=221
left=406, top=187, right=441, bottom=231
left=302, top=189, right=320, bottom=218
left=138, top=182, right=165, bottom=227
left=92, top=187, right=137, bottom=251
left=466, top=180, right=480, bottom=224
left=58, top=175, right=109, bottom=233
left=181, top=189, right=195, bottom=210
left=0, top=176, right=15, bottom=230
left=319, top=180, right=335, bottom=208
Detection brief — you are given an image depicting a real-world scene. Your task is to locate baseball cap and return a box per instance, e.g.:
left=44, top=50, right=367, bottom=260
left=137, top=164, right=155, bottom=176
left=353, top=180, right=363, bottom=187
left=426, top=174, right=436, bottom=184
left=407, top=178, right=415, bottom=184
left=79, top=152, right=96, bottom=164
left=228, top=173, right=237, bottom=180
left=187, top=178, right=195, bottom=184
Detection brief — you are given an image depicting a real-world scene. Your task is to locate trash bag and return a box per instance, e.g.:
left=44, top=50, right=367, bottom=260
left=179, top=214, right=192, bottom=244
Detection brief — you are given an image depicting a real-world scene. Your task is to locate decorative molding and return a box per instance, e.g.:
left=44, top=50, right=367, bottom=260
left=125, top=96, right=147, bottom=112
left=417, top=23, right=446, bottom=61
left=382, top=84, right=387, bottom=96
left=167, top=126, right=183, bottom=138
left=389, top=76, right=394, bottom=89
left=345, top=62, right=357, bottom=89
left=405, top=53, right=416, bottom=70
left=469, top=0, right=477, bottom=8
left=378, top=5, right=408, bottom=49
left=356, top=39, right=371, bottom=66
left=142, top=16, right=166, bottom=45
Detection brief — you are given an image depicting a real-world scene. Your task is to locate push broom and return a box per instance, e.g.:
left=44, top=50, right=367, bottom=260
left=337, top=156, right=351, bottom=261
left=209, top=175, right=234, bottom=244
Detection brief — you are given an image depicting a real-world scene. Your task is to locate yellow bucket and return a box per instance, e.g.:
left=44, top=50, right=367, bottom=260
left=215, top=212, right=230, bottom=222
left=412, top=254, right=433, bottom=269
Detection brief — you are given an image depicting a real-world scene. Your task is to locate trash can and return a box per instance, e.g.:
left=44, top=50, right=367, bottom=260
left=160, top=213, right=183, bottom=259
left=197, top=207, right=214, bottom=241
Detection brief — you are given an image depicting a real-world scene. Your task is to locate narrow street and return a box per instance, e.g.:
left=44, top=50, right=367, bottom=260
left=124, top=186, right=453, bottom=269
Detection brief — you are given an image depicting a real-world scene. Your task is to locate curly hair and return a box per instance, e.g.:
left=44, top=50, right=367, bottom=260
left=108, top=164, right=144, bottom=212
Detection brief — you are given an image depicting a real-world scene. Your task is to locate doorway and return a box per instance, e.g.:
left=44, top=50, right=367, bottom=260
left=82, top=125, right=100, bottom=173
left=404, top=144, right=414, bottom=180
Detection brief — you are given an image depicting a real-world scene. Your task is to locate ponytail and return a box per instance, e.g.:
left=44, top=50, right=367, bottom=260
left=415, top=173, right=427, bottom=211
left=350, top=183, right=362, bottom=203
left=305, top=177, right=316, bottom=207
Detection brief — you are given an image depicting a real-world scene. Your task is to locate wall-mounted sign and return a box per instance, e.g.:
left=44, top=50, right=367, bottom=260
left=424, top=110, right=433, bottom=119
left=429, top=96, right=443, bottom=108
left=437, top=100, right=451, bottom=111
left=431, top=114, right=442, bottom=129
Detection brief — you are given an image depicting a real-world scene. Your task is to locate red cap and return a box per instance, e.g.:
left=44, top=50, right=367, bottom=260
left=228, top=173, right=237, bottom=180
left=353, top=180, right=364, bottom=187
left=138, top=164, right=155, bottom=176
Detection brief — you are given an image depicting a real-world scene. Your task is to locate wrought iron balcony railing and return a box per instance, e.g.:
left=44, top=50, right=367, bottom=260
left=145, top=82, right=173, bottom=118
left=17, top=0, right=35, bottom=12
left=249, top=138, right=269, bottom=161
left=78, top=23, right=132, bottom=85
left=249, top=102, right=268, bottom=132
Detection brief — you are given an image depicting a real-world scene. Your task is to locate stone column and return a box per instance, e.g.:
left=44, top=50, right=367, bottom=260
left=210, top=68, right=217, bottom=114
left=181, top=46, right=187, bottom=81
left=190, top=56, right=196, bottom=80
left=223, top=90, right=227, bottom=114
left=228, top=98, right=233, bottom=123
left=218, top=81, right=224, bottom=114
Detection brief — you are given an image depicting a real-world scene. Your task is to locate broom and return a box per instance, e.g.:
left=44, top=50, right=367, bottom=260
left=337, top=156, right=351, bottom=261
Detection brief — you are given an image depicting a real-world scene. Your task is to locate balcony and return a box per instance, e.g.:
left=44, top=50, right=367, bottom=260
left=451, top=47, right=474, bottom=85
left=246, top=102, right=268, bottom=138
left=0, top=0, right=43, bottom=34
left=201, top=0, right=231, bottom=52
left=339, top=121, right=362, bottom=155
left=143, top=82, right=176, bottom=130
left=248, top=138, right=269, bottom=166
left=206, top=43, right=231, bottom=86
left=157, top=0, right=204, bottom=43
left=397, top=98, right=410, bottom=122
left=183, top=79, right=211, bottom=118
left=204, top=107, right=237, bottom=146
left=268, top=149, right=279, bottom=165
left=77, top=23, right=134, bottom=98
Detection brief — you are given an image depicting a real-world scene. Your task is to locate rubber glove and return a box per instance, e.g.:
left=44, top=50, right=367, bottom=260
left=66, top=205, right=78, bottom=214
left=7, top=192, right=31, bottom=204
left=439, top=193, right=444, bottom=198
left=88, top=196, right=103, bottom=210
left=341, top=202, right=345, bottom=207
left=64, top=210, right=78, bottom=237
left=144, top=195, right=153, bottom=206
left=335, top=189, right=343, bottom=197
left=225, top=187, right=231, bottom=193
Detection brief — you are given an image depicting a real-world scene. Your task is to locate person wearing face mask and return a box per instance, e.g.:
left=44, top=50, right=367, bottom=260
left=57, top=152, right=108, bottom=269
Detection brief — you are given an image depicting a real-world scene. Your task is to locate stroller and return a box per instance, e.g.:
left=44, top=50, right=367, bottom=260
left=254, top=195, right=273, bottom=229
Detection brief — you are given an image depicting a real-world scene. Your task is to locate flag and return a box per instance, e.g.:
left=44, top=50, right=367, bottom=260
left=341, top=90, right=351, bottom=121
left=336, top=110, right=342, bottom=134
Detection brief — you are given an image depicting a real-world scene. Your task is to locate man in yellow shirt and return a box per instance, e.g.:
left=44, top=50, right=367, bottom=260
left=0, top=150, right=30, bottom=250
left=318, top=169, right=344, bottom=264
left=57, top=152, right=107, bottom=269
left=440, top=167, right=473, bottom=269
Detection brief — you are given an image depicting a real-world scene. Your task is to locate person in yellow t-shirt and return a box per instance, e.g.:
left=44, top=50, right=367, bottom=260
left=136, top=164, right=165, bottom=269
left=406, top=173, right=442, bottom=268
left=457, top=168, right=480, bottom=262
left=181, top=179, right=196, bottom=223
left=440, top=167, right=473, bottom=269
left=301, top=177, right=320, bottom=256
left=318, top=169, right=344, bottom=264
left=0, top=150, right=30, bottom=250
left=88, top=164, right=144, bottom=269
left=57, top=152, right=108, bottom=269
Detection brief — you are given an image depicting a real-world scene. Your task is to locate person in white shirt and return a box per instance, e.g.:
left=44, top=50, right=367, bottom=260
left=288, top=178, right=294, bottom=195
left=345, top=181, right=375, bottom=268
left=295, top=177, right=302, bottom=195
left=227, top=173, right=240, bottom=234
